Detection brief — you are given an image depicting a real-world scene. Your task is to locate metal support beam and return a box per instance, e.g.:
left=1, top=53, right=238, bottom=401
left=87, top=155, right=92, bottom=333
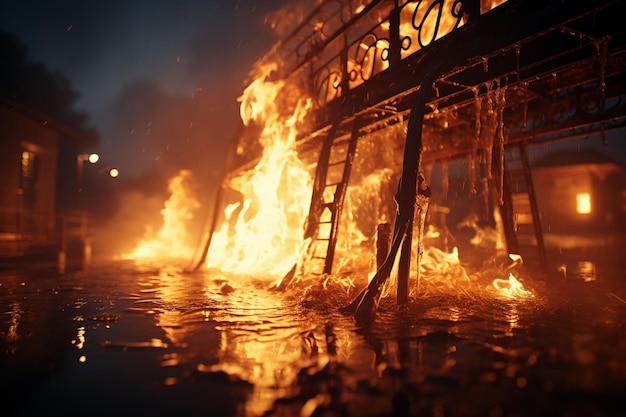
left=519, top=142, right=548, bottom=270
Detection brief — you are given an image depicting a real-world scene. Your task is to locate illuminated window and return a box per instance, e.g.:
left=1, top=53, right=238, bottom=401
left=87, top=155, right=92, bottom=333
left=19, top=150, right=38, bottom=208
left=576, top=193, right=591, bottom=214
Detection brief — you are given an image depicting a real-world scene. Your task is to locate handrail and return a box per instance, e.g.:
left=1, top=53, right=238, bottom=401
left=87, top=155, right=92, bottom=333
left=270, top=0, right=480, bottom=104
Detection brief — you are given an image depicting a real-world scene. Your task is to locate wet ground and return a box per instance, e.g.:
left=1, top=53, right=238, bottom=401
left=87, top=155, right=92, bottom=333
left=1, top=256, right=625, bottom=417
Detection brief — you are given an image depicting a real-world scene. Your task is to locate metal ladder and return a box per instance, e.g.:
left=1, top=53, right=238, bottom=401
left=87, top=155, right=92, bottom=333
left=275, top=119, right=360, bottom=289
left=305, top=121, right=359, bottom=275
left=504, top=143, right=547, bottom=269
left=307, top=120, right=360, bottom=275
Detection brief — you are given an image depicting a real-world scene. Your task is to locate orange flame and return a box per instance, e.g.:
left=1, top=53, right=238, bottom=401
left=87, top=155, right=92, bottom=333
left=206, top=61, right=313, bottom=276
left=125, top=170, right=199, bottom=260
left=125, top=0, right=528, bottom=304
left=492, top=273, right=534, bottom=299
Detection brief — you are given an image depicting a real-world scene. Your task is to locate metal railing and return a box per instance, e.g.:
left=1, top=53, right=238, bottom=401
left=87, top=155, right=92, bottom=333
left=0, top=208, right=93, bottom=270
left=273, top=0, right=486, bottom=107
left=0, top=207, right=55, bottom=242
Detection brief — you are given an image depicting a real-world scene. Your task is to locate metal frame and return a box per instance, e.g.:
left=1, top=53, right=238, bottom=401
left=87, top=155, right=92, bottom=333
left=199, top=0, right=625, bottom=321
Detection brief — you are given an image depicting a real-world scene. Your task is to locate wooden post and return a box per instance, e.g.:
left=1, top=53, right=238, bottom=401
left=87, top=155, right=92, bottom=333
left=397, top=221, right=412, bottom=304
left=492, top=145, right=519, bottom=254
left=58, top=215, right=67, bottom=274
left=81, top=212, right=91, bottom=268
left=376, top=222, right=392, bottom=270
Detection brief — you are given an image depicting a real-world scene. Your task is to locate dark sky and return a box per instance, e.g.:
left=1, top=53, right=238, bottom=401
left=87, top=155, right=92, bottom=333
left=0, top=0, right=291, bottom=180
left=2, top=0, right=624, bottom=182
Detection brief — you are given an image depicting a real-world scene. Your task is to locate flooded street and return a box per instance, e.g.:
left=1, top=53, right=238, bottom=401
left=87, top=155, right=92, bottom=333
left=2, top=1, right=625, bottom=416
left=1, top=259, right=625, bottom=417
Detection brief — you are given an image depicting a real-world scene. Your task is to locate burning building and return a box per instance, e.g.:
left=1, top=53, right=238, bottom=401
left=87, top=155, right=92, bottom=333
left=3, top=2, right=626, bottom=415
left=131, top=0, right=625, bottom=323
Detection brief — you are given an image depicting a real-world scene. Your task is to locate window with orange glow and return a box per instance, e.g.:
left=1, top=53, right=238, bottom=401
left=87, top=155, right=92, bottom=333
left=576, top=193, right=591, bottom=214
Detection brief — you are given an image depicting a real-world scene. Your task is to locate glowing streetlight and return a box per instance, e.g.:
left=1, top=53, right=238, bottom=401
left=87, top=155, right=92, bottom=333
left=109, top=168, right=119, bottom=178
left=77, top=153, right=100, bottom=194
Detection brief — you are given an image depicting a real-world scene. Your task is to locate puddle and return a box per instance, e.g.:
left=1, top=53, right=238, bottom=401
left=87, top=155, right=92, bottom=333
left=1, top=260, right=625, bottom=416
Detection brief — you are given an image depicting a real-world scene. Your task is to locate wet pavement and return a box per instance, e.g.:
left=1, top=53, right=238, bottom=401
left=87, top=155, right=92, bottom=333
left=1, top=257, right=625, bottom=417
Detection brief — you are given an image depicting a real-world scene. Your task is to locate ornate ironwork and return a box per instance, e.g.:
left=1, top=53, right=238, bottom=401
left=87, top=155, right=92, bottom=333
left=202, top=0, right=626, bottom=293
left=276, top=1, right=476, bottom=108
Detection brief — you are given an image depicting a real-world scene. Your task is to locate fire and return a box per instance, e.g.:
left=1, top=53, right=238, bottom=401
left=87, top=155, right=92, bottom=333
left=124, top=0, right=535, bottom=307
left=205, top=60, right=313, bottom=276
left=482, top=0, right=508, bottom=13
left=125, top=170, right=200, bottom=260
left=492, top=273, right=534, bottom=299
left=414, top=239, right=533, bottom=300
left=420, top=246, right=472, bottom=292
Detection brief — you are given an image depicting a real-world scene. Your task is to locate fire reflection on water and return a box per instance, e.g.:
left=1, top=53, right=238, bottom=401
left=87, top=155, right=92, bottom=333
left=133, top=262, right=555, bottom=417
left=1, top=262, right=625, bottom=416
left=5, top=301, right=22, bottom=355
left=149, top=268, right=360, bottom=416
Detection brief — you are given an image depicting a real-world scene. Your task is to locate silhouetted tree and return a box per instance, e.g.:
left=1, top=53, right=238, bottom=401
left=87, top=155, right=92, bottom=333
left=0, top=30, right=98, bottom=140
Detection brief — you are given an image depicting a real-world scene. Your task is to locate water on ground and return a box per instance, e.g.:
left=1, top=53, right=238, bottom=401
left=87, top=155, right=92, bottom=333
left=1, top=256, right=625, bottom=417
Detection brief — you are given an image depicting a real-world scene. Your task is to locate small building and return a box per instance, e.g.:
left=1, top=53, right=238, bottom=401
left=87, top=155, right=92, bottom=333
left=0, top=97, right=96, bottom=261
left=532, top=148, right=626, bottom=236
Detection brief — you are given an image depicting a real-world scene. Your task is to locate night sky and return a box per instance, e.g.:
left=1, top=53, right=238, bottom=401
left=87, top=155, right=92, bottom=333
left=1, top=1, right=625, bottom=257
left=2, top=1, right=625, bottom=192
left=0, top=0, right=291, bottom=181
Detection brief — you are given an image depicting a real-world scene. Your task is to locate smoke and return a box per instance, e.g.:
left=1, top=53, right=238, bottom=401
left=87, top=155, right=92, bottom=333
left=263, top=1, right=322, bottom=37
left=89, top=80, right=225, bottom=259
left=92, top=185, right=167, bottom=259
left=2, top=0, right=323, bottom=262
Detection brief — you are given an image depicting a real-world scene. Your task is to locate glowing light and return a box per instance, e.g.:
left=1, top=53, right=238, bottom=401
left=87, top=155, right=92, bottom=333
left=122, top=0, right=531, bottom=306
left=576, top=193, right=591, bottom=214
left=6, top=301, right=21, bottom=345
left=126, top=170, right=200, bottom=260
left=206, top=60, right=313, bottom=276
left=72, top=326, right=86, bottom=349
left=109, top=168, right=119, bottom=178
left=77, top=152, right=99, bottom=163
left=492, top=273, right=533, bottom=299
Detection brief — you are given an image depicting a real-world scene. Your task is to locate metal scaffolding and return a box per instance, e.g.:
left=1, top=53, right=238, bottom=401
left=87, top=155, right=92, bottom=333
left=198, top=0, right=626, bottom=322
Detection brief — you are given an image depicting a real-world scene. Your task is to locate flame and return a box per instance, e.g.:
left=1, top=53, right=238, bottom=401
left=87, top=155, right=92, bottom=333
left=412, top=238, right=534, bottom=300
left=482, top=0, right=508, bottom=13
left=124, top=0, right=532, bottom=307
left=125, top=170, right=200, bottom=260
left=206, top=60, right=313, bottom=276
left=492, top=273, right=534, bottom=299
left=418, top=246, right=472, bottom=295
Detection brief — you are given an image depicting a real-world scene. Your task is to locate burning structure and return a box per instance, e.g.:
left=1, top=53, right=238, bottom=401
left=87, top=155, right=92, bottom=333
left=131, top=0, right=625, bottom=323
left=3, top=3, right=626, bottom=415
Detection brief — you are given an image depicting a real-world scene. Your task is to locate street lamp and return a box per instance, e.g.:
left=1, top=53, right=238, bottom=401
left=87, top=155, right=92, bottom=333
left=77, top=153, right=100, bottom=194
left=97, top=165, right=120, bottom=179
left=62, top=152, right=100, bottom=273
